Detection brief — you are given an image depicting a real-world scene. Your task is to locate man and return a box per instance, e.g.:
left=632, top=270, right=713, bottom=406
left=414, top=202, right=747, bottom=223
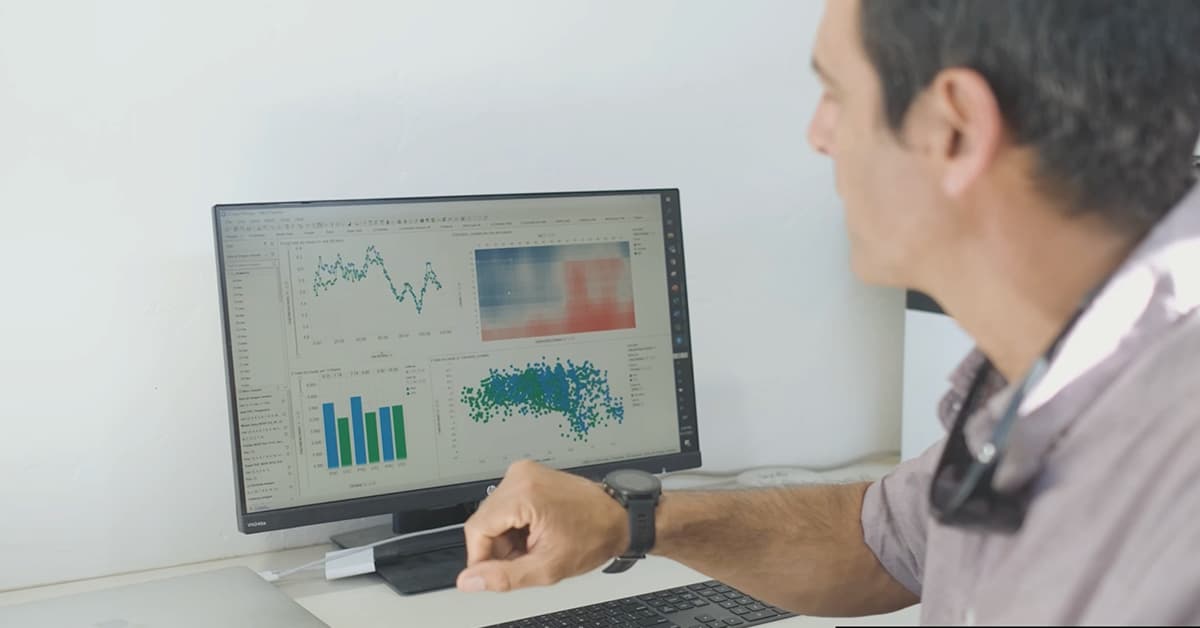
left=455, top=1, right=1200, bottom=623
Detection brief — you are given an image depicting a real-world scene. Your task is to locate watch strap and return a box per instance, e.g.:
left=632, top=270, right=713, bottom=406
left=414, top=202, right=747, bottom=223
left=602, top=494, right=657, bottom=573
left=626, top=496, right=657, bottom=556
left=602, top=556, right=639, bottom=574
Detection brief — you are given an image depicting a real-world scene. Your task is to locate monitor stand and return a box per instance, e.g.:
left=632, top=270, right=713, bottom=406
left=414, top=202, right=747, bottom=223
left=330, top=502, right=478, bottom=595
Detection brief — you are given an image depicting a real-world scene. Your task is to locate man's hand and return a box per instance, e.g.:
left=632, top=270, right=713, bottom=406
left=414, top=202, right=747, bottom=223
left=456, top=460, right=629, bottom=593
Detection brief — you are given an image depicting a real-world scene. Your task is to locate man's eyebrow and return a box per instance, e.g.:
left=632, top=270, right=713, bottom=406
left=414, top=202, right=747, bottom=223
left=811, top=56, right=837, bottom=87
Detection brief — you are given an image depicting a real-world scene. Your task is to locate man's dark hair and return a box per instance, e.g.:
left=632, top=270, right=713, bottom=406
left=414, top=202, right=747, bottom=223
left=859, top=0, right=1200, bottom=233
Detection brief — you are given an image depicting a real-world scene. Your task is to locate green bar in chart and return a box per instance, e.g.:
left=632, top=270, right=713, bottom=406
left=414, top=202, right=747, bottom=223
left=337, top=417, right=352, bottom=467
left=392, top=405, right=407, bottom=460
left=365, top=411, right=381, bottom=463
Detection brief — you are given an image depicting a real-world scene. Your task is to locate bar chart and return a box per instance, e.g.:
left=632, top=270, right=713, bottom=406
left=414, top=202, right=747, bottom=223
left=322, top=396, right=409, bottom=469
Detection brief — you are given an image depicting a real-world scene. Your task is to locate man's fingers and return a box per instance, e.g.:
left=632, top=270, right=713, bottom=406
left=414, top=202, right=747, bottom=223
left=454, top=462, right=610, bottom=594
left=456, top=554, right=557, bottom=593
left=463, top=463, right=538, bottom=566
left=462, top=500, right=532, bottom=567
left=462, top=525, right=495, bottom=569
left=494, top=528, right=527, bottom=560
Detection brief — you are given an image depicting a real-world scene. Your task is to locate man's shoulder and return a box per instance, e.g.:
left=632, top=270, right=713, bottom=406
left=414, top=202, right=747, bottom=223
left=1116, top=310, right=1200, bottom=419
left=1071, top=310, right=1200, bottom=459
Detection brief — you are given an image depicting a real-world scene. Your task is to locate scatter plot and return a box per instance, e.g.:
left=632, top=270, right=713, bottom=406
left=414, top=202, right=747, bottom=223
left=460, top=357, right=625, bottom=441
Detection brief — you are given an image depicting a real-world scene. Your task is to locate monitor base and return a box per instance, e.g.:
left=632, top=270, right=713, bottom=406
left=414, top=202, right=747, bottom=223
left=330, top=503, right=477, bottom=595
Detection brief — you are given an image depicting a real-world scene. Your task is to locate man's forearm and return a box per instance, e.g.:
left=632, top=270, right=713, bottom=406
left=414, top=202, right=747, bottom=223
left=652, top=482, right=918, bottom=617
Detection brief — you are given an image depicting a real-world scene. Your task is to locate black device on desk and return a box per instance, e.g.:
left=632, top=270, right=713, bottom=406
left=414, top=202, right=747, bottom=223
left=484, top=580, right=794, bottom=628
left=212, top=189, right=702, bottom=594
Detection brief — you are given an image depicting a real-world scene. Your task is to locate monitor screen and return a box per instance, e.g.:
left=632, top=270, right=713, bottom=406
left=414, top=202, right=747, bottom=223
left=213, top=190, right=700, bottom=532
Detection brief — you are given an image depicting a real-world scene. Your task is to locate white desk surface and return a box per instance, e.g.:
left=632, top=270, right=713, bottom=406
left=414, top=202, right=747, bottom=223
left=0, top=459, right=914, bottom=626
left=0, top=543, right=919, bottom=627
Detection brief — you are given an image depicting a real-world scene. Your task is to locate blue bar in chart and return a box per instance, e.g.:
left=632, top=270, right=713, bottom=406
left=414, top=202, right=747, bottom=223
left=322, top=403, right=339, bottom=469
left=380, top=406, right=395, bottom=462
left=351, top=396, right=367, bottom=465
left=320, top=394, right=408, bottom=469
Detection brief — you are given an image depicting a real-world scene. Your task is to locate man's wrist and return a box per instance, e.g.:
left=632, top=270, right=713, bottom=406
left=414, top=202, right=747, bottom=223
left=649, top=491, right=673, bottom=556
left=652, top=491, right=707, bottom=560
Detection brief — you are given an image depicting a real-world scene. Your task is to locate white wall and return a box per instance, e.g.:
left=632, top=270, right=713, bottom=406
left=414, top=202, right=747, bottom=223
left=0, top=0, right=903, bottom=591
left=900, top=311, right=973, bottom=460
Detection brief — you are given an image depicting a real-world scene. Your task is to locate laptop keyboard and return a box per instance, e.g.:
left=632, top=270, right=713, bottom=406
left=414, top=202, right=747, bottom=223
left=483, top=580, right=793, bottom=628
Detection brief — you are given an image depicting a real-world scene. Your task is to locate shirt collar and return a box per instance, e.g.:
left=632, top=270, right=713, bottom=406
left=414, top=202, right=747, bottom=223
left=940, top=181, right=1200, bottom=491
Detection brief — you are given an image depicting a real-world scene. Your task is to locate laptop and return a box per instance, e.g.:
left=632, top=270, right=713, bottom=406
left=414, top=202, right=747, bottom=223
left=0, top=566, right=329, bottom=628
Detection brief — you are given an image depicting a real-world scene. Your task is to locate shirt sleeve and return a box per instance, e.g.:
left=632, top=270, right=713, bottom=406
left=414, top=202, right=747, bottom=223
left=859, top=439, right=945, bottom=597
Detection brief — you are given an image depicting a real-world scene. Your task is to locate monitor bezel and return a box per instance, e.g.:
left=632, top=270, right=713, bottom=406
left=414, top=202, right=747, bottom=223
left=212, top=188, right=702, bottom=533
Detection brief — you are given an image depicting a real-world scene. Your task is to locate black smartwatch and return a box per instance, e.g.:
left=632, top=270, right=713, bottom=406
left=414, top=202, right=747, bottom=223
left=601, top=469, right=662, bottom=574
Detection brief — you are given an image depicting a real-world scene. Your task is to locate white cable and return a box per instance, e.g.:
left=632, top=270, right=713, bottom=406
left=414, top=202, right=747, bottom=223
left=658, top=449, right=901, bottom=482
left=258, top=522, right=466, bottom=583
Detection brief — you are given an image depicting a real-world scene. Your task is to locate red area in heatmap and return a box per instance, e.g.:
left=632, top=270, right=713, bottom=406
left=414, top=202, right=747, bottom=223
left=482, top=257, right=636, bottom=341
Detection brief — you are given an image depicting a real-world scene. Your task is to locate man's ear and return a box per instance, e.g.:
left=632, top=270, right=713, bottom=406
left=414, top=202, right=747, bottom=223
left=917, top=68, right=1005, bottom=199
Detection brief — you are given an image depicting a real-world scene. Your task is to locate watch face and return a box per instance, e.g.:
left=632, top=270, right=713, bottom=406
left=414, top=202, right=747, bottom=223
left=607, top=469, right=661, bottom=495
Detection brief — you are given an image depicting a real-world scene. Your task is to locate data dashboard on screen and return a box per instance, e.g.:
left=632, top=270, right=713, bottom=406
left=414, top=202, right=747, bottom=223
left=216, top=192, right=691, bottom=513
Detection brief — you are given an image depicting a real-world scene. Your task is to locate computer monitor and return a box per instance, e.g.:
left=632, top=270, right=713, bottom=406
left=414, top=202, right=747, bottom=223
left=212, top=189, right=701, bottom=591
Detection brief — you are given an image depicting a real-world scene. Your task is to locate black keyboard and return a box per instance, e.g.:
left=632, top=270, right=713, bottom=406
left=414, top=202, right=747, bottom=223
left=483, top=580, right=793, bottom=628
